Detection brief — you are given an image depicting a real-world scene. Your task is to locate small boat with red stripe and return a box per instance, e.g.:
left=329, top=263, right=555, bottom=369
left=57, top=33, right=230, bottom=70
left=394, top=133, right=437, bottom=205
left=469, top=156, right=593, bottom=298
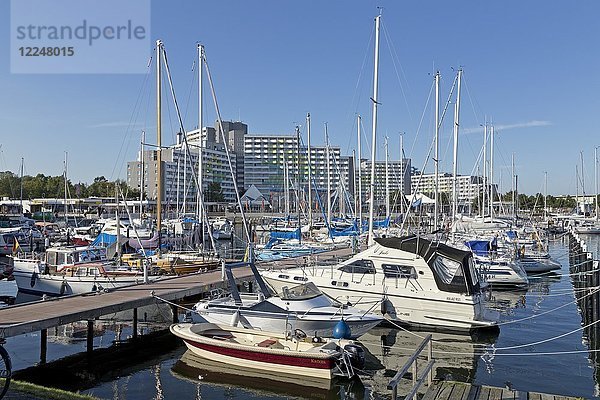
left=169, top=322, right=364, bottom=381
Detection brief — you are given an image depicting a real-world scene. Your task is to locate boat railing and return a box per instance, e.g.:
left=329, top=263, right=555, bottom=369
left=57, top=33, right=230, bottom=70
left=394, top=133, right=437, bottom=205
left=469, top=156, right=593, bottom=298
left=387, top=334, right=434, bottom=400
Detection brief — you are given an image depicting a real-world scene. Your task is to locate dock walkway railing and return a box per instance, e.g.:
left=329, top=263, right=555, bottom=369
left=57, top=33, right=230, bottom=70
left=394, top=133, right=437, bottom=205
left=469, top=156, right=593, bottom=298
left=387, top=333, right=434, bottom=400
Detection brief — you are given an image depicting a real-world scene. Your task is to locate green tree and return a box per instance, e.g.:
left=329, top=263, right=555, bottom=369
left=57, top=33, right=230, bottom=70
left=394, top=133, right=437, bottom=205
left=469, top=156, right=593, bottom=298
left=206, top=182, right=225, bottom=202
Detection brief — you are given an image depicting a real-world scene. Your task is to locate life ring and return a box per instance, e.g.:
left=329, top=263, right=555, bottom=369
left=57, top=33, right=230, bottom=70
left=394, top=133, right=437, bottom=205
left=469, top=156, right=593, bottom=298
left=30, top=272, right=38, bottom=288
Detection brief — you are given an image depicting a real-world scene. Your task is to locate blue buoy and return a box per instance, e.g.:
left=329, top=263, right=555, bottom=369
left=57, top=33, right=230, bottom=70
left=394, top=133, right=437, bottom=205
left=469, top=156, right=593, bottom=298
left=333, top=319, right=352, bottom=339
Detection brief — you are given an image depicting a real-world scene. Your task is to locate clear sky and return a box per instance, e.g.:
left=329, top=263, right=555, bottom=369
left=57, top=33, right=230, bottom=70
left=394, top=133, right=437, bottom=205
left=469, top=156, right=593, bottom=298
left=1, top=0, right=599, bottom=196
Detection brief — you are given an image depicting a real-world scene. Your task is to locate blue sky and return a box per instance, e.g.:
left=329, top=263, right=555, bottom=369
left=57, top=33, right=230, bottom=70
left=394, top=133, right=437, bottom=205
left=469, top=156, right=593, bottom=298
left=1, top=0, right=599, bottom=196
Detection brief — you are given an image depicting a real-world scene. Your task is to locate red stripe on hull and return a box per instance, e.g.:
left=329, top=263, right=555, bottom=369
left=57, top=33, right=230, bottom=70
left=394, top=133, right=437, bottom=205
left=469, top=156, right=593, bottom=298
left=185, top=340, right=336, bottom=370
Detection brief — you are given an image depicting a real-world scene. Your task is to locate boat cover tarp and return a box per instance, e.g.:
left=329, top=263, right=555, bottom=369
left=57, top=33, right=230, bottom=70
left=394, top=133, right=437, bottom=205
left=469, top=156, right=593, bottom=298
left=361, top=216, right=390, bottom=231
left=269, top=228, right=301, bottom=241
left=128, top=233, right=160, bottom=250
left=464, top=240, right=491, bottom=257
left=374, top=235, right=477, bottom=295
left=91, top=232, right=117, bottom=247
left=331, top=222, right=359, bottom=237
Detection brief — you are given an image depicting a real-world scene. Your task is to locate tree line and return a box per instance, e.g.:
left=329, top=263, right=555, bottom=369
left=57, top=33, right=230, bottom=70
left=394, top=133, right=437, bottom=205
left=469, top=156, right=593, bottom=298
left=0, top=171, right=140, bottom=200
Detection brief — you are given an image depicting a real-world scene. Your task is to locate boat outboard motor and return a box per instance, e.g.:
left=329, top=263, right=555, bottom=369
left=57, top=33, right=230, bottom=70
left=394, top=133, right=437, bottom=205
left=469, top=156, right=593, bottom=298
left=343, top=343, right=365, bottom=370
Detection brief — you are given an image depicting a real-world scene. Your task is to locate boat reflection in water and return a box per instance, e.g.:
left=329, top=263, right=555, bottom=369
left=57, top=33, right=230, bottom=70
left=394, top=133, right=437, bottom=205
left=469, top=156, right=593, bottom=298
left=171, top=350, right=366, bottom=400
left=356, top=327, right=498, bottom=398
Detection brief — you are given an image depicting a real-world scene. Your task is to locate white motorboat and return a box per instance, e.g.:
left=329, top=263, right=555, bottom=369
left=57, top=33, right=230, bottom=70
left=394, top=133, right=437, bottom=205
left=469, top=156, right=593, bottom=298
left=211, top=217, right=233, bottom=240
left=169, top=322, right=364, bottom=381
left=187, top=281, right=382, bottom=339
left=464, top=240, right=529, bottom=288
left=11, top=246, right=158, bottom=296
left=260, top=235, right=500, bottom=333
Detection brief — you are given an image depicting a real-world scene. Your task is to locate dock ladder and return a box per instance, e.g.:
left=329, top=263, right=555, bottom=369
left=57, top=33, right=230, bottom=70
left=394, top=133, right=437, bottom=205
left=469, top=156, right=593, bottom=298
left=387, top=334, right=434, bottom=400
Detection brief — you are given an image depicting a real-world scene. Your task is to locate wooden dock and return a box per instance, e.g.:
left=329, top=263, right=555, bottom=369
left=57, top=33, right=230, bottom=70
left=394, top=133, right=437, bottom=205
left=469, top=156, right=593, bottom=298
left=422, top=381, right=581, bottom=400
left=0, top=267, right=252, bottom=339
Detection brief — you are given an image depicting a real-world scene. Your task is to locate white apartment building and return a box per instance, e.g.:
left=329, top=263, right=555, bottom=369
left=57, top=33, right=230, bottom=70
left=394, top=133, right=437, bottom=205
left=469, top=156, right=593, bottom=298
left=126, top=128, right=237, bottom=206
left=243, top=133, right=354, bottom=205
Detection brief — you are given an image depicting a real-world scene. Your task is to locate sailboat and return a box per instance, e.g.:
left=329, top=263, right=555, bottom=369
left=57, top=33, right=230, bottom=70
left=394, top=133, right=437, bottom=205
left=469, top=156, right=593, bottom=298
left=261, top=14, right=499, bottom=333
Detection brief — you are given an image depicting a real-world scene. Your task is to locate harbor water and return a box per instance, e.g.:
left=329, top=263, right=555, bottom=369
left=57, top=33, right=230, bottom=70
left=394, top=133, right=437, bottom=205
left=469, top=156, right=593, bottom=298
left=1, top=235, right=600, bottom=399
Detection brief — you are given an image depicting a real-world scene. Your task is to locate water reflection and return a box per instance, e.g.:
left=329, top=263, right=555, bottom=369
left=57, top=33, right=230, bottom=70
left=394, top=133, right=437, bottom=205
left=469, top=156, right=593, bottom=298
left=171, top=350, right=365, bottom=400
left=356, top=327, right=497, bottom=398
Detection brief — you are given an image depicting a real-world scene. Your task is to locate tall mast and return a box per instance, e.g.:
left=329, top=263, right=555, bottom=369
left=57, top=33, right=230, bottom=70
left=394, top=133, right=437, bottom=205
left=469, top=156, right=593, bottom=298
left=64, top=151, right=68, bottom=226
left=434, top=71, right=440, bottom=232
left=594, top=146, right=600, bottom=222
left=512, top=153, right=516, bottom=225
left=452, top=69, right=462, bottom=225
left=490, top=124, right=495, bottom=220
left=357, top=115, right=363, bottom=232
left=325, top=123, right=331, bottom=225
left=352, top=149, right=357, bottom=224
left=482, top=120, right=487, bottom=218
left=197, top=44, right=204, bottom=233
left=399, top=132, right=404, bottom=223
left=296, top=125, right=301, bottom=243
left=385, top=136, right=390, bottom=219
left=544, top=171, right=548, bottom=222
left=581, top=151, right=586, bottom=205
left=19, top=157, right=24, bottom=210
left=306, top=113, right=312, bottom=230
left=156, top=40, right=163, bottom=252
left=140, top=131, right=145, bottom=216
left=367, top=13, right=381, bottom=246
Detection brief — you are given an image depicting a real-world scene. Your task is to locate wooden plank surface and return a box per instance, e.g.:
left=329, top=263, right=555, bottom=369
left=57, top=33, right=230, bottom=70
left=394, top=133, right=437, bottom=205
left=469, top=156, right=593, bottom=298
left=0, top=267, right=252, bottom=338
left=422, top=382, right=581, bottom=400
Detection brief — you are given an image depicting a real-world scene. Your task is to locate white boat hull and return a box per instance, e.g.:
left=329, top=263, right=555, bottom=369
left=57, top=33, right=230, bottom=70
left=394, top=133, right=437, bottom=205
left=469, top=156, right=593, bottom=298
left=12, top=259, right=152, bottom=296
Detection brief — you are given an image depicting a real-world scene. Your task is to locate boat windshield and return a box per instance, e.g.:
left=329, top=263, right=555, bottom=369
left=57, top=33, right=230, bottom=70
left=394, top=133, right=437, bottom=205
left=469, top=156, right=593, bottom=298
left=279, top=282, right=321, bottom=300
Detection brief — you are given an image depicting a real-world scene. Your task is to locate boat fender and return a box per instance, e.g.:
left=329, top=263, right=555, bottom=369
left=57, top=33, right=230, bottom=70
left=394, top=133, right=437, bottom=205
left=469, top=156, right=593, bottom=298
left=60, top=280, right=67, bottom=295
left=381, top=298, right=389, bottom=315
left=343, top=343, right=365, bottom=370
left=333, top=319, right=351, bottom=339
left=30, top=272, right=38, bottom=288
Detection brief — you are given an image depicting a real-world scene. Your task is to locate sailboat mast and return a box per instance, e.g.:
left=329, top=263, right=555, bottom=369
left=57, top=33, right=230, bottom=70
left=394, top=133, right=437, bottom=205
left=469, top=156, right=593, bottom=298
left=452, top=69, right=462, bottom=225
left=140, top=131, right=145, bottom=216
left=594, top=146, right=600, bottom=222
left=482, top=120, right=487, bottom=218
left=399, top=132, right=404, bottom=223
left=544, top=171, right=548, bottom=222
left=512, top=153, right=516, bottom=225
left=307, top=113, right=312, bottom=230
left=64, top=151, right=68, bottom=227
left=20, top=157, right=24, bottom=210
left=367, top=14, right=381, bottom=246
left=197, top=44, right=204, bottom=236
left=490, top=124, right=494, bottom=220
left=325, top=123, right=331, bottom=225
left=357, top=115, right=363, bottom=232
left=385, top=136, right=390, bottom=220
left=434, top=71, right=440, bottom=231
left=156, top=40, right=163, bottom=252
left=296, top=125, right=301, bottom=244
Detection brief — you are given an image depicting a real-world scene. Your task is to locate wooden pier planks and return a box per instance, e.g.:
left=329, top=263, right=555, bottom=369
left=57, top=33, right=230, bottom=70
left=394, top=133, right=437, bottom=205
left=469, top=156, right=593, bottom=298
left=421, top=382, right=581, bottom=400
left=0, top=267, right=252, bottom=339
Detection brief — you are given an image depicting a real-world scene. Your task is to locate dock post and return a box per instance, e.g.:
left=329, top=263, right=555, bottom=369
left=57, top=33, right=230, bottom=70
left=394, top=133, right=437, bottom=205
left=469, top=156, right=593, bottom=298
left=86, top=320, right=94, bottom=357
left=133, top=308, right=138, bottom=340
left=171, top=305, right=179, bottom=324
left=40, top=328, right=47, bottom=364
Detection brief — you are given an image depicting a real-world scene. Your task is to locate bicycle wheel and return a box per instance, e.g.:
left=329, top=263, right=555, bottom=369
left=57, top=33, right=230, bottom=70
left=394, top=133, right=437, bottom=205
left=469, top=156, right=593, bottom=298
left=0, top=344, right=11, bottom=399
